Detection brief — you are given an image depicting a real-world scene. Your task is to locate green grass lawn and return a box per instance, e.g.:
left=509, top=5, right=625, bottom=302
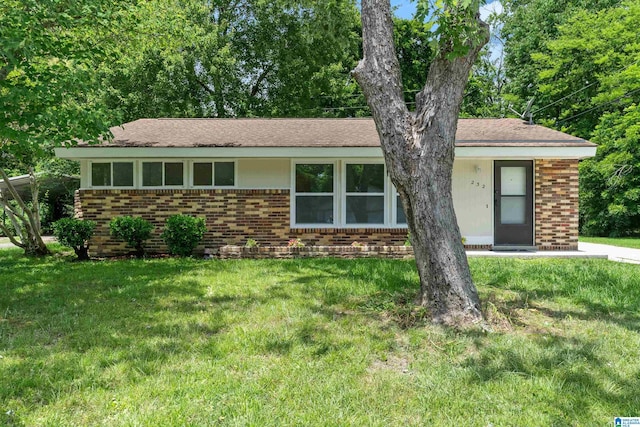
left=2, top=246, right=640, bottom=426
left=580, top=236, right=640, bottom=249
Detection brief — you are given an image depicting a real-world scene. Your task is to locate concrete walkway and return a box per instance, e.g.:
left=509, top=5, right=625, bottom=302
left=577, top=242, right=640, bottom=264
left=0, top=236, right=57, bottom=249
left=468, top=242, right=640, bottom=264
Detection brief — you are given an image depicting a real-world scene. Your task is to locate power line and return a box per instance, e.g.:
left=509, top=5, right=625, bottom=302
left=531, top=82, right=597, bottom=115
left=320, top=101, right=417, bottom=111
left=316, top=88, right=423, bottom=99
left=556, top=87, right=640, bottom=124
left=532, top=58, right=640, bottom=116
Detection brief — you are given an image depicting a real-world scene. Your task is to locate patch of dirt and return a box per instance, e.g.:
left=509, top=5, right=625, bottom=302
left=368, top=354, right=412, bottom=374
left=481, top=291, right=564, bottom=336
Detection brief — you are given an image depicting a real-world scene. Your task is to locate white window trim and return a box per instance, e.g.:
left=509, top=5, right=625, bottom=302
left=140, top=160, right=187, bottom=189
left=190, top=159, right=238, bottom=189
left=392, top=190, right=407, bottom=226
left=89, top=160, right=136, bottom=189
left=342, top=161, right=386, bottom=227
left=290, top=160, right=337, bottom=228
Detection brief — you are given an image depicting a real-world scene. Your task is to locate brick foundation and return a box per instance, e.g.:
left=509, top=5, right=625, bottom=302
left=535, top=159, right=579, bottom=250
left=218, top=245, right=414, bottom=259
left=75, top=189, right=409, bottom=256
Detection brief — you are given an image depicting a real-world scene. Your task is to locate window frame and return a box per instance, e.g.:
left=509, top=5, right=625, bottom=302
left=89, top=160, right=136, bottom=189
left=291, top=160, right=337, bottom=227
left=342, top=161, right=387, bottom=227
left=393, top=190, right=407, bottom=226
left=140, top=160, right=187, bottom=189
left=190, top=160, right=238, bottom=189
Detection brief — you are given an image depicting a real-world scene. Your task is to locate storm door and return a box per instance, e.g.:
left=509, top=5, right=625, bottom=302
left=494, top=161, right=534, bottom=246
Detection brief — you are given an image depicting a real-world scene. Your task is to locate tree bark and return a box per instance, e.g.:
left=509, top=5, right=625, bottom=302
left=352, top=0, right=488, bottom=326
left=0, top=167, right=50, bottom=256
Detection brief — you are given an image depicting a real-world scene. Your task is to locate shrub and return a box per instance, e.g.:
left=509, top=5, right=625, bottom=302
left=287, top=238, right=305, bottom=248
left=53, top=218, right=96, bottom=260
left=245, top=238, right=260, bottom=248
left=109, top=216, right=153, bottom=257
left=162, top=215, right=206, bottom=256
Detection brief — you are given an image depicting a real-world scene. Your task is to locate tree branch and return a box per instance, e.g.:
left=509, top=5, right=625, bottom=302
left=415, top=12, right=490, bottom=136
left=0, top=167, right=45, bottom=247
left=0, top=221, right=25, bottom=249
left=351, top=0, right=407, bottom=121
left=250, top=64, right=274, bottom=98
left=195, top=76, right=215, bottom=95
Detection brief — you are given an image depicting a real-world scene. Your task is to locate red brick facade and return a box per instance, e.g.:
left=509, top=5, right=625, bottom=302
left=76, top=159, right=580, bottom=256
left=534, top=159, right=579, bottom=250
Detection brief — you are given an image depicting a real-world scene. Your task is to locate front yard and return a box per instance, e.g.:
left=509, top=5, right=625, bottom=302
left=1, top=247, right=639, bottom=426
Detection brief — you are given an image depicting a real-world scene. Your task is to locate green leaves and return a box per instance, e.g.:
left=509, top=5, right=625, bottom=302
left=0, top=0, right=122, bottom=165
left=415, top=0, right=488, bottom=61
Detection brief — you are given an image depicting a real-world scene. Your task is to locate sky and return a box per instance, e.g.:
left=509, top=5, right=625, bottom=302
left=390, top=0, right=503, bottom=22
left=389, top=0, right=505, bottom=61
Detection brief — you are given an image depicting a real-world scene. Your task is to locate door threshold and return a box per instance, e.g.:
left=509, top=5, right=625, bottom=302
left=492, top=245, right=538, bottom=252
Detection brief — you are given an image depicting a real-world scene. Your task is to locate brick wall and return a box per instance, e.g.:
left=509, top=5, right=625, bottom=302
left=76, top=159, right=581, bottom=257
left=535, top=159, right=579, bottom=250
left=75, top=189, right=409, bottom=256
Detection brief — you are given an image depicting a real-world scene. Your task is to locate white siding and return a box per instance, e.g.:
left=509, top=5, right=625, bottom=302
left=238, top=158, right=290, bottom=189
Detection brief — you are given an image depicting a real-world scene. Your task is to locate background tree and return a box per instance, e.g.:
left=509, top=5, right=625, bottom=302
left=499, top=0, right=622, bottom=117
left=533, top=1, right=640, bottom=236
left=353, top=0, right=489, bottom=326
left=0, top=0, right=122, bottom=254
left=102, top=0, right=363, bottom=121
left=502, top=0, right=639, bottom=236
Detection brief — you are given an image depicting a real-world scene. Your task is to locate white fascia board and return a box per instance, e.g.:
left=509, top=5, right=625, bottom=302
left=55, top=146, right=385, bottom=159
left=455, top=146, right=597, bottom=159
left=55, top=145, right=597, bottom=160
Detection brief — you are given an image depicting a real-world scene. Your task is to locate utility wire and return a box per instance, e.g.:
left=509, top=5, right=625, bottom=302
left=531, top=82, right=598, bottom=115
left=321, top=101, right=417, bottom=111
left=556, top=87, right=640, bottom=124
left=533, top=58, right=640, bottom=116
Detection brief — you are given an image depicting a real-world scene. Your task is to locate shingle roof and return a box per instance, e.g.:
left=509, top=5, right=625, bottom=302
left=88, top=118, right=594, bottom=148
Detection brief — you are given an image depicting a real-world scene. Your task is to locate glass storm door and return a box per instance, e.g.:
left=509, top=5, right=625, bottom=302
left=494, top=161, right=533, bottom=246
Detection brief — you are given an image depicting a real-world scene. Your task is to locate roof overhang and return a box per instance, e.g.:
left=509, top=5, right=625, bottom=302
left=55, top=145, right=597, bottom=160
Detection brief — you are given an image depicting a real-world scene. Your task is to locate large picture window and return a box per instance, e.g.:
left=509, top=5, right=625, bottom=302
left=142, top=162, right=184, bottom=187
left=294, top=163, right=334, bottom=225
left=345, top=163, right=385, bottom=224
left=91, top=162, right=134, bottom=187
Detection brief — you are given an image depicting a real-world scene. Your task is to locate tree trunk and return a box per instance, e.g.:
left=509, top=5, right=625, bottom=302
left=353, top=0, right=488, bottom=326
left=0, top=167, right=51, bottom=256
left=74, top=246, right=90, bottom=261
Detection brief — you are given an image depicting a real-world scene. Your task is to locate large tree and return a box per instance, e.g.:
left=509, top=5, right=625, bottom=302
left=532, top=1, right=640, bottom=236
left=1, top=0, right=117, bottom=255
left=500, top=0, right=622, bottom=120
left=102, top=0, right=363, bottom=121
left=353, top=0, right=488, bottom=326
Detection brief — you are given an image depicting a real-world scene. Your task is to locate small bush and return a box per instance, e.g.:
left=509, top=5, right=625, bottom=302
left=53, top=218, right=96, bottom=260
left=245, top=238, right=260, bottom=248
left=287, top=238, right=305, bottom=248
left=162, top=215, right=206, bottom=256
left=109, top=216, right=153, bottom=257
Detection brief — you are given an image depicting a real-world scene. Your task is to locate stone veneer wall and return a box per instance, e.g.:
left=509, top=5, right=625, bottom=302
left=535, top=159, right=580, bottom=250
left=75, top=189, right=409, bottom=256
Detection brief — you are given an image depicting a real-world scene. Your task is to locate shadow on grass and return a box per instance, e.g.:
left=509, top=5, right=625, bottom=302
left=2, top=253, right=640, bottom=423
left=459, top=328, right=640, bottom=422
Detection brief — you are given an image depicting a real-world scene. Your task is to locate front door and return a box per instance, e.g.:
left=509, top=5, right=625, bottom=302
left=494, top=161, right=534, bottom=246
